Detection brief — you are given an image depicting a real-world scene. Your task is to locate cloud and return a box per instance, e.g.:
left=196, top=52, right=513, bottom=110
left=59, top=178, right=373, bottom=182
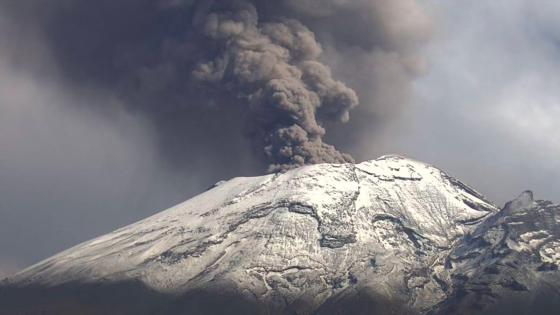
left=188, top=1, right=358, bottom=171
left=0, top=0, right=432, bottom=172
left=351, top=0, right=560, bottom=204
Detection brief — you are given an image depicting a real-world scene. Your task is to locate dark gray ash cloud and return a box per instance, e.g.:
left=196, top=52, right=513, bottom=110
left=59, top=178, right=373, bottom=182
left=87, top=0, right=431, bottom=172
left=188, top=1, right=358, bottom=171
left=2, top=0, right=430, bottom=172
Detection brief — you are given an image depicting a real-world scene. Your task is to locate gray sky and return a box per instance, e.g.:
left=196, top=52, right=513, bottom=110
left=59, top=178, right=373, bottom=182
left=1, top=0, right=559, bottom=276
left=357, top=0, right=560, bottom=204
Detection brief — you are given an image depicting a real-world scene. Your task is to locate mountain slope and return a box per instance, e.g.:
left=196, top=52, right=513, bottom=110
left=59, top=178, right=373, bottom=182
left=2, top=156, right=558, bottom=314
left=429, top=191, right=560, bottom=314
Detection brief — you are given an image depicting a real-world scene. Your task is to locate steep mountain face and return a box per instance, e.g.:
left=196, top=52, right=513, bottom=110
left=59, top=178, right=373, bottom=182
left=0, top=156, right=558, bottom=314
left=429, top=191, right=560, bottom=314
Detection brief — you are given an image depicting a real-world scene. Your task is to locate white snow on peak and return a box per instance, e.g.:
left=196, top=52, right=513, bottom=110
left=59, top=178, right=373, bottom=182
left=6, top=155, right=498, bottom=312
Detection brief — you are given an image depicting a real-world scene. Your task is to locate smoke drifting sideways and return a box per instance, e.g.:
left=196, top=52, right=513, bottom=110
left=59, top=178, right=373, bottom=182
left=8, top=0, right=432, bottom=173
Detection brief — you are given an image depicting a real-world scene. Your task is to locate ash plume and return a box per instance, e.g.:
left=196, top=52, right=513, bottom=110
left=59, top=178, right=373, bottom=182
left=2, top=0, right=432, bottom=173
left=128, top=0, right=432, bottom=171
left=189, top=1, right=358, bottom=171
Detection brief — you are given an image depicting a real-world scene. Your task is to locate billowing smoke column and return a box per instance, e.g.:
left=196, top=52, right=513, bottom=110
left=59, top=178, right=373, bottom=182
left=5, top=0, right=432, bottom=174
left=189, top=1, right=358, bottom=171
left=172, top=0, right=433, bottom=172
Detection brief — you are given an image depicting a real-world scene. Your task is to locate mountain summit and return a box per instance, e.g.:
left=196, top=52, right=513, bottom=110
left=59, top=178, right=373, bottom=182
left=1, top=156, right=559, bottom=314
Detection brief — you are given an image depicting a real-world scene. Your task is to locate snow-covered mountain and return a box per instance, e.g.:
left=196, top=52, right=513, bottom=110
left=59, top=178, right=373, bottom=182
left=429, top=191, right=560, bottom=314
left=1, top=156, right=559, bottom=314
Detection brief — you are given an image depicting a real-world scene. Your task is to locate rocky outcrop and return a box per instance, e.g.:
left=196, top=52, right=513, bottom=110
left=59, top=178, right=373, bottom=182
left=428, top=191, right=560, bottom=315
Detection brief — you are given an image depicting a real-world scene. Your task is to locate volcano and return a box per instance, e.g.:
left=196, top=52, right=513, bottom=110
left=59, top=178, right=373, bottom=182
left=1, top=156, right=559, bottom=314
